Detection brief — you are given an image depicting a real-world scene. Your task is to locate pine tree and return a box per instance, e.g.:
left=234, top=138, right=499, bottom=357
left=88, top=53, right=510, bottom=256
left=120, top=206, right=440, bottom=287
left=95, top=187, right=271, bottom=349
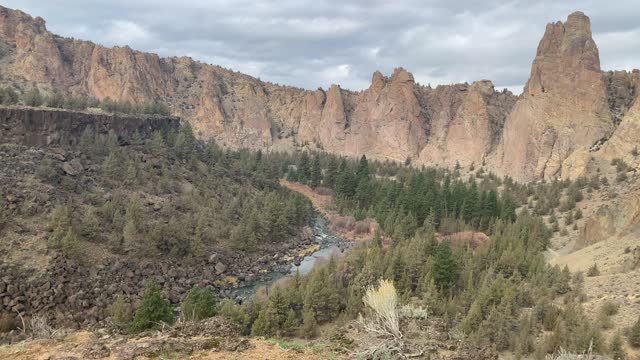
left=310, top=154, right=322, bottom=188
left=79, top=207, right=99, bottom=239
left=433, top=241, right=458, bottom=291
left=251, top=307, right=275, bottom=337
left=125, top=160, right=138, bottom=185
left=356, top=155, right=369, bottom=181
left=181, top=286, right=216, bottom=321
left=297, top=152, right=311, bottom=184
left=324, top=157, right=338, bottom=188
left=336, top=159, right=356, bottom=197
left=102, top=151, right=121, bottom=179
left=123, top=219, right=139, bottom=251
left=300, top=308, right=318, bottom=338
left=79, top=127, right=95, bottom=154
left=130, top=281, right=174, bottom=333
left=282, top=309, right=299, bottom=336
left=149, top=131, right=167, bottom=157
left=175, top=123, right=195, bottom=159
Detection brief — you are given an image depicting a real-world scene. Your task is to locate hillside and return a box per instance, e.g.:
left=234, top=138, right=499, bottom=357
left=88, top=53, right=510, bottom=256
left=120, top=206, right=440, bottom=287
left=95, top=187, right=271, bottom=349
left=0, top=106, right=317, bottom=338
left=0, top=6, right=637, bottom=182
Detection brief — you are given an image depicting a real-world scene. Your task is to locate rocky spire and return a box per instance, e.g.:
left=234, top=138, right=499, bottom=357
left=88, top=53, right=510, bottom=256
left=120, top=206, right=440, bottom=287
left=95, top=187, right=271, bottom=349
left=526, top=11, right=600, bottom=96
left=497, top=11, right=612, bottom=181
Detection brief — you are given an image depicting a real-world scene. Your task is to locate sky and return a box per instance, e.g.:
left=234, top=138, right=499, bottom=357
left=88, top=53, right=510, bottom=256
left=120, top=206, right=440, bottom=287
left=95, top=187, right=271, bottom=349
left=4, top=1, right=640, bottom=94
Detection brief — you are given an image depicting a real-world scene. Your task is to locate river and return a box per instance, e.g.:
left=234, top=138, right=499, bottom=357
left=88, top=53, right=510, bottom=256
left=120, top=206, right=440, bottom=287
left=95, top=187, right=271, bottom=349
left=231, top=216, right=352, bottom=300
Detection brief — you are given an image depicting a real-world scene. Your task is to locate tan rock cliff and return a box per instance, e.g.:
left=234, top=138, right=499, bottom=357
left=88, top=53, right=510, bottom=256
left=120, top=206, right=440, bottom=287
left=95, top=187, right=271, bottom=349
left=0, top=6, right=637, bottom=182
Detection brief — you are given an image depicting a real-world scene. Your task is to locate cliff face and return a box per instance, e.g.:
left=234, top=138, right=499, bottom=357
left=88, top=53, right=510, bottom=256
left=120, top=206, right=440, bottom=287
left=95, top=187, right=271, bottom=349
left=0, top=6, right=517, bottom=170
left=497, top=12, right=615, bottom=181
left=0, top=6, right=637, bottom=182
left=0, top=107, right=179, bottom=148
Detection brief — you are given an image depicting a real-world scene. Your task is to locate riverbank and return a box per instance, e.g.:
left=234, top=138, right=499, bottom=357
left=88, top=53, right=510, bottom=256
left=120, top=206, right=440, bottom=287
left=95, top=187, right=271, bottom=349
left=231, top=215, right=353, bottom=300
left=281, top=180, right=379, bottom=244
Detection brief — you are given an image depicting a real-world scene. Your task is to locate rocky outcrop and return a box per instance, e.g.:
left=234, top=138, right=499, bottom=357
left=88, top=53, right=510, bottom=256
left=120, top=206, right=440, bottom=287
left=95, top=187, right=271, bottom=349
left=0, top=6, right=638, bottom=182
left=0, top=107, right=180, bottom=147
left=596, top=70, right=640, bottom=167
left=579, top=183, right=640, bottom=249
left=497, top=12, right=614, bottom=181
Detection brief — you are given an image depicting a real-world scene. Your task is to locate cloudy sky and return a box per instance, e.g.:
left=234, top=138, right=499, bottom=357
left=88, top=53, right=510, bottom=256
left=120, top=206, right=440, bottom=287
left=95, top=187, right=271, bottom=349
left=4, top=1, right=639, bottom=94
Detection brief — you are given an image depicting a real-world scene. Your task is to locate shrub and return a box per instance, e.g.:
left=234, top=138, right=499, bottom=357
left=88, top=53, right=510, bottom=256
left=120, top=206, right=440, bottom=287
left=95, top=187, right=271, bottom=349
left=110, top=294, right=132, bottom=329
left=600, top=301, right=619, bottom=317
left=129, top=281, right=174, bottom=333
left=29, top=313, right=57, bottom=338
left=180, top=286, right=216, bottom=321
left=0, top=86, right=18, bottom=105
left=354, top=220, right=372, bottom=235
left=587, top=263, right=600, bottom=277
left=609, top=332, right=627, bottom=360
left=629, top=316, right=640, bottom=347
left=22, top=88, right=43, bottom=107
left=0, top=312, right=16, bottom=333
left=614, top=159, right=628, bottom=173
left=574, top=209, right=582, bottom=220
left=361, top=279, right=401, bottom=340
left=218, top=299, right=251, bottom=332
left=565, top=212, right=574, bottom=226
left=616, top=172, right=628, bottom=183
left=399, top=304, right=429, bottom=320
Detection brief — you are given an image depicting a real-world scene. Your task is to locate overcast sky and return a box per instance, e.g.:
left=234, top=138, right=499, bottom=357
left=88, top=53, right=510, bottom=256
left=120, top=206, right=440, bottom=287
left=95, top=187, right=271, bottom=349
left=4, top=1, right=639, bottom=94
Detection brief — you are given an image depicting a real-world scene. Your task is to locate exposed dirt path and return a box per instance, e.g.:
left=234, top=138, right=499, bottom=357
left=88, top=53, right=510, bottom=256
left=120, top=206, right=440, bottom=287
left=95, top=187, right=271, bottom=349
left=281, top=180, right=377, bottom=243
left=280, top=180, right=333, bottom=217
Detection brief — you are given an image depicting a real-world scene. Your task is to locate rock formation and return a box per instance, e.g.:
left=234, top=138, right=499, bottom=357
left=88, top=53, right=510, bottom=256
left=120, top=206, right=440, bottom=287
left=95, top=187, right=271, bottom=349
left=0, top=6, right=637, bottom=182
left=497, top=12, right=614, bottom=181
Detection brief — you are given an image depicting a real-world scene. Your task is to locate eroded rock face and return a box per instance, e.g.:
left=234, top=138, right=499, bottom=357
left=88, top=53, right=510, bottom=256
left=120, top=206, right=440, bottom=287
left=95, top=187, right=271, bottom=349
left=0, top=6, right=638, bottom=182
left=0, top=6, right=517, bottom=172
left=497, top=12, right=614, bottom=182
left=596, top=70, right=640, bottom=167
left=579, top=184, right=640, bottom=249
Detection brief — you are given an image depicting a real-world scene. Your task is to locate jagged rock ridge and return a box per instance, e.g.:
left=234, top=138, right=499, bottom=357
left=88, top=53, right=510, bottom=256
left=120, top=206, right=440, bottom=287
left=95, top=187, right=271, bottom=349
left=0, top=6, right=637, bottom=181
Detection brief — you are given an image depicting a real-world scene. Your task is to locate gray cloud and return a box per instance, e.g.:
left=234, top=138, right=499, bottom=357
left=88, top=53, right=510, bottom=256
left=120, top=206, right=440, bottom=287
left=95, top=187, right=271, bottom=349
left=4, top=0, right=639, bottom=93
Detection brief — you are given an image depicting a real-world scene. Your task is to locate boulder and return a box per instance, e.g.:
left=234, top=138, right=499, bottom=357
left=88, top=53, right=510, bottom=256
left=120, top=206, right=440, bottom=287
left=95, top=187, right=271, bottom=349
left=62, top=159, right=83, bottom=176
left=215, top=262, right=227, bottom=275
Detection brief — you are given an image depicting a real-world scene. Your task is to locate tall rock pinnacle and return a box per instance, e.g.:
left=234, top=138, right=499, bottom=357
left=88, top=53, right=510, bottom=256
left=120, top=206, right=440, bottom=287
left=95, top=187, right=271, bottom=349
left=497, top=11, right=613, bottom=181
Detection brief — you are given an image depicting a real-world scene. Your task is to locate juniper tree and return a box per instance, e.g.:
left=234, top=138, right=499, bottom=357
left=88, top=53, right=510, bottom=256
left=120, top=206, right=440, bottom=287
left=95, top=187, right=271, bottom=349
left=181, top=286, right=216, bottom=321
left=130, top=281, right=174, bottom=333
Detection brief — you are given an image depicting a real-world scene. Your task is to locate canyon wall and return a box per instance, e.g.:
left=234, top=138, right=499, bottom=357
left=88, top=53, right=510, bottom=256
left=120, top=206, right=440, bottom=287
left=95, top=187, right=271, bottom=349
left=0, top=6, right=637, bottom=182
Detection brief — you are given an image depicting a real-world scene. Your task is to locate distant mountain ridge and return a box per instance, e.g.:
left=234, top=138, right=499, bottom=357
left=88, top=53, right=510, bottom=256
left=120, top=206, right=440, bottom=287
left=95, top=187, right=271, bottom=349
left=0, top=6, right=638, bottom=182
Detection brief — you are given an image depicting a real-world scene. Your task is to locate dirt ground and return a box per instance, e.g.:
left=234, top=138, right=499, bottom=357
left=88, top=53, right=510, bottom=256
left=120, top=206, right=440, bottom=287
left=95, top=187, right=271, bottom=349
left=0, top=331, right=340, bottom=360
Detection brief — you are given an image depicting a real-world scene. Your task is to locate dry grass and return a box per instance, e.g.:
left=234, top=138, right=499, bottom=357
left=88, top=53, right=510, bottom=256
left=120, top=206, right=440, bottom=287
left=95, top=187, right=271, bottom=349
left=545, top=341, right=595, bottom=360
left=362, top=279, right=401, bottom=341
left=0, top=331, right=339, bottom=360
